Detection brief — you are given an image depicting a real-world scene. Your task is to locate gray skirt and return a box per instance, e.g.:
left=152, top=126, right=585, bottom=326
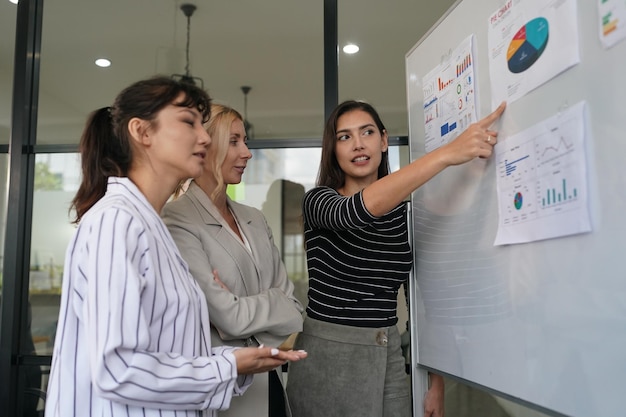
left=286, top=315, right=411, bottom=417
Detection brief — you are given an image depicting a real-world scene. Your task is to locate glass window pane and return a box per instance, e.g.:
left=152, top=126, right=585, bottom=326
left=29, top=153, right=80, bottom=356
left=232, top=147, right=320, bottom=308
left=0, top=1, right=16, bottom=145
left=338, top=1, right=457, bottom=137
left=444, top=377, right=552, bottom=417
left=0, top=1, right=15, bottom=297
left=37, top=0, right=324, bottom=145
left=0, top=155, right=8, bottom=296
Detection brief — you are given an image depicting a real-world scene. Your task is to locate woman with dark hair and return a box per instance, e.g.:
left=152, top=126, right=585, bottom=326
left=286, top=100, right=505, bottom=417
left=45, top=76, right=306, bottom=417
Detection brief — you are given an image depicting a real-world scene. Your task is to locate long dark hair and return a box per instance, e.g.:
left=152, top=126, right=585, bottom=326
left=71, top=76, right=211, bottom=223
left=317, top=100, right=390, bottom=189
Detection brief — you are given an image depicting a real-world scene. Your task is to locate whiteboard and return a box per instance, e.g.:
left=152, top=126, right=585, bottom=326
left=406, top=1, right=626, bottom=416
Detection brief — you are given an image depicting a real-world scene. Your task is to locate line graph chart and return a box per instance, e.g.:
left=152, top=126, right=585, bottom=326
left=494, top=102, right=590, bottom=244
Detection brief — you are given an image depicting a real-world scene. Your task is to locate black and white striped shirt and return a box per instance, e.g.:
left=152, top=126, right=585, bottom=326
left=45, top=177, right=250, bottom=417
left=303, top=186, right=412, bottom=328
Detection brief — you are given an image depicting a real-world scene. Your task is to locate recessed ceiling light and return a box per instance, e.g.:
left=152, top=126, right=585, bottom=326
left=9, top=0, right=19, bottom=4
left=343, top=44, right=359, bottom=54
left=95, top=58, right=111, bottom=68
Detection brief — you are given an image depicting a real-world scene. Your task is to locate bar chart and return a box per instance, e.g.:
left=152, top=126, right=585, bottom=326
left=495, top=102, right=588, bottom=237
left=541, top=178, right=577, bottom=208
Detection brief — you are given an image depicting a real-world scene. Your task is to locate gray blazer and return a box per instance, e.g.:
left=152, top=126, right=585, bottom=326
left=161, top=181, right=303, bottom=348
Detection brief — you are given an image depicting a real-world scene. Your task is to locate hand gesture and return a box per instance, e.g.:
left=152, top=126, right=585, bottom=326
left=424, top=373, right=444, bottom=417
left=233, top=346, right=307, bottom=375
left=440, top=101, right=506, bottom=166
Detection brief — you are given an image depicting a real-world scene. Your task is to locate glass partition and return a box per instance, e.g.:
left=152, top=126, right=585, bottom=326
left=444, top=377, right=551, bottom=417
left=36, top=0, right=324, bottom=145
left=0, top=155, right=8, bottom=297
left=0, top=0, right=17, bottom=146
left=0, top=0, right=16, bottom=301
left=29, top=153, right=80, bottom=356
left=234, top=147, right=320, bottom=307
left=337, top=0, right=457, bottom=137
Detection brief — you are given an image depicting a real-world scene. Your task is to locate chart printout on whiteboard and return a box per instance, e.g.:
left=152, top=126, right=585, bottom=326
left=487, top=0, right=580, bottom=109
left=494, top=101, right=591, bottom=245
left=598, top=0, right=626, bottom=49
left=421, top=34, right=478, bottom=153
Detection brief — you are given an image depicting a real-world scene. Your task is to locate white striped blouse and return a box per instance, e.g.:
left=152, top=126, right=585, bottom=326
left=45, top=177, right=250, bottom=417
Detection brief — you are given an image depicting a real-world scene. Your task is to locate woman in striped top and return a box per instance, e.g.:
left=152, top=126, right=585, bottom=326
left=45, top=76, right=306, bottom=417
left=286, top=100, right=505, bottom=417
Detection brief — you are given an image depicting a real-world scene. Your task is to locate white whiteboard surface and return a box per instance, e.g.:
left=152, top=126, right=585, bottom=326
left=406, top=1, right=626, bottom=416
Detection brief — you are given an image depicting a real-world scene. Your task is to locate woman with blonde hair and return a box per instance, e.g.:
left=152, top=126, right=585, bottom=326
left=162, top=104, right=303, bottom=417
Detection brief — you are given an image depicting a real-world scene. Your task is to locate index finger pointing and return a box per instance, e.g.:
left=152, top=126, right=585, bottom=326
left=479, top=101, right=506, bottom=128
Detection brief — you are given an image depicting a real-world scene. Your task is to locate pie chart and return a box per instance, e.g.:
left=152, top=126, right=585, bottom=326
left=514, top=192, right=523, bottom=210
left=507, top=17, right=549, bottom=74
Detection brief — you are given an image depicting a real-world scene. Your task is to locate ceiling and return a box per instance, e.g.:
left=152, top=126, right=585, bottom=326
left=0, top=0, right=457, bottom=145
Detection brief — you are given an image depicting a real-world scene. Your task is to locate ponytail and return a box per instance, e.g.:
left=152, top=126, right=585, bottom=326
left=70, top=107, right=131, bottom=223
left=70, top=76, right=211, bottom=223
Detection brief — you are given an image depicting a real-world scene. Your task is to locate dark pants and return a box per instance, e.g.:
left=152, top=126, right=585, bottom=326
left=269, top=369, right=288, bottom=417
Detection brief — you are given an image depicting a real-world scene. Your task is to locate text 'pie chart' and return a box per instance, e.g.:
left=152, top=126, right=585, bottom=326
left=507, top=17, right=549, bottom=74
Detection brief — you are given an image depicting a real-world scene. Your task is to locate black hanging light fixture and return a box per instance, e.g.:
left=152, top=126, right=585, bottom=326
left=172, top=3, right=204, bottom=87
left=241, top=85, right=254, bottom=139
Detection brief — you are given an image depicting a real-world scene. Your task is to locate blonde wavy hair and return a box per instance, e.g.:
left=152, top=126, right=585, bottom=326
left=205, top=104, right=245, bottom=201
left=172, top=103, right=244, bottom=200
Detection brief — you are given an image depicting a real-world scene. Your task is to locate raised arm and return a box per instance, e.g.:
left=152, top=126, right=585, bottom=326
left=362, top=102, right=506, bottom=217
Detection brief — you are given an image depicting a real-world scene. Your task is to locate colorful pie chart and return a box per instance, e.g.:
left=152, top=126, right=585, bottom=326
left=514, top=192, right=523, bottom=210
left=507, top=17, right=549, bottom=74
